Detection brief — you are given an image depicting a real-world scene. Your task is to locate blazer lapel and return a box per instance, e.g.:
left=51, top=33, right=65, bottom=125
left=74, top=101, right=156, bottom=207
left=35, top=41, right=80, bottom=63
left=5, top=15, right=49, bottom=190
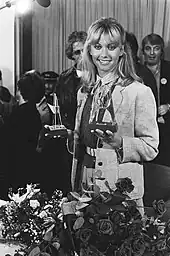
left=112, top=85, right=125, bottom=113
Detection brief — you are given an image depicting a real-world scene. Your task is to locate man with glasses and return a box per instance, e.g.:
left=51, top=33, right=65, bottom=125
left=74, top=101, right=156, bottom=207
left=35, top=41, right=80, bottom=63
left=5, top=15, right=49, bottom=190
left=142, top=33, right=170, bottom=166
left=57, top=31, right=87, bottom=130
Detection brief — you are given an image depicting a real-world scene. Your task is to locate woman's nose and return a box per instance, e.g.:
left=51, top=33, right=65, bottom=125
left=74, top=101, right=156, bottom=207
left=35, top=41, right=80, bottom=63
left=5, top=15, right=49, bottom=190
left=101, top=47, right=109, bottom=57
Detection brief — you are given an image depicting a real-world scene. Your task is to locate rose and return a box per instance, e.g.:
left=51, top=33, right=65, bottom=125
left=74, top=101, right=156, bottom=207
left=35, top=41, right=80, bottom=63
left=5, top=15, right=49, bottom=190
left=97, top=219, right=113, bottom=235
left=152, top=199, right=166, bottom=216
left=132, top=236, right=145, bottom=254
left=165, top=220, right=170, bottom=235
left=154, top=237, right=166, bottom=251
left=30, top=199, right=40, bottom=209
left=166, top=236, right=170, bottom=249
left=128, top=222, right=143, bottom=236
left=110, top=210, right=124, bottom=224
left=118, top=240, right=131, bottom=256
left=115, top=177, right=134, bottom=194
left=79, top=228, right=92, bottom=243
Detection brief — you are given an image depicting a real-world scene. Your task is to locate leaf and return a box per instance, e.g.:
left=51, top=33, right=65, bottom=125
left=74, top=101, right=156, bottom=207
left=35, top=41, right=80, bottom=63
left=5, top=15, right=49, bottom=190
left=79, top=194, right=92, bottom=203
left=76, top=202, right=89, bottom=210
left=70, top=192, right=80, bottom=200
left=73, top=217, right=84, bottom=230
left=28, top=246, right=41, bottom=256
left=46, top=223, right=55, bottom=233
left=52, top=241, right=60, bottom=250
left=44, top=228, right=54, bottom=241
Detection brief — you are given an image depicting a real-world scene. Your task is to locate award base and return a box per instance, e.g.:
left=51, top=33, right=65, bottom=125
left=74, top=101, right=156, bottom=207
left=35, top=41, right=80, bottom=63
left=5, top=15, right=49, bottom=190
left=44, top=124, right=68, bottom=138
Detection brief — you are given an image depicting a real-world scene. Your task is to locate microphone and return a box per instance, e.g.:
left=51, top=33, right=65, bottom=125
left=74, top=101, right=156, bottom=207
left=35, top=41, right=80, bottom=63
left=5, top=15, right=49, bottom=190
left=36, top=0, right=51, bottom=8
left=0, top=0, right=51, bottom=11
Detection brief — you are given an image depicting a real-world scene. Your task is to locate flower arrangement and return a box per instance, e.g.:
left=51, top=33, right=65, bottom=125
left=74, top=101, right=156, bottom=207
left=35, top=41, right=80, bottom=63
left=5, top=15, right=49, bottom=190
left=0, top=178, right=169, bottom=256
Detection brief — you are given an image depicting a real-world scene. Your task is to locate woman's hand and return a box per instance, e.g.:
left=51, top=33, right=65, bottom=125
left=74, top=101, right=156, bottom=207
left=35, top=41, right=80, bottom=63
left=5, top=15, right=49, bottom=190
left=91, top=129, right=122, bottom=149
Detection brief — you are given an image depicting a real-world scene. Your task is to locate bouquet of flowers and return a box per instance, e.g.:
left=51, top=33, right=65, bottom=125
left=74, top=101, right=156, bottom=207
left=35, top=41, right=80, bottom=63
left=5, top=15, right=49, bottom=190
left=0, top=178, right=169, bottom=256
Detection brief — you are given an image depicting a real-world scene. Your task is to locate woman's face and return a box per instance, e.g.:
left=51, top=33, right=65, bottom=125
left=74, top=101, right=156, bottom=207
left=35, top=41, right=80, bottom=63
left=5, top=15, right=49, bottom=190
left=90, top=32, right=123, bottom=77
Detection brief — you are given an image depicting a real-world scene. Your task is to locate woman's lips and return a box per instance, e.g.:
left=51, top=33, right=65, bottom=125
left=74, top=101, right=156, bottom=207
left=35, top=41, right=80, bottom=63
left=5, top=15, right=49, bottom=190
left=98, top=59, right=111, bottom=65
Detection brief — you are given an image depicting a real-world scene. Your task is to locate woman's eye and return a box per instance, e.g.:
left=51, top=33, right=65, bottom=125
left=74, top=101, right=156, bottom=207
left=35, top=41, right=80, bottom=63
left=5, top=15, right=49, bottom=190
left=108, top=44, right=117, bottom=50
left=94, top=44, right=102, bottom=50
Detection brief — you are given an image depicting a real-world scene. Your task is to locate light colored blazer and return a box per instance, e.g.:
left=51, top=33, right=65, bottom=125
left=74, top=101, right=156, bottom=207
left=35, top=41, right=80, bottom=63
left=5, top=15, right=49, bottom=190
left=71, top=81, right=159, bottom=200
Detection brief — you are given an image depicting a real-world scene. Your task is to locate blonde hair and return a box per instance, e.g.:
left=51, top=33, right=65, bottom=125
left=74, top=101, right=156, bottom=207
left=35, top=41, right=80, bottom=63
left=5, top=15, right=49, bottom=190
left=81, top=17, right=141, bottom=90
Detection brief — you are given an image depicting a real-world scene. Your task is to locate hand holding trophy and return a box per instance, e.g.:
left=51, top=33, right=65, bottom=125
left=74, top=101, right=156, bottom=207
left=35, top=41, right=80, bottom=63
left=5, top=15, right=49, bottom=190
left=44, top=93, right=68, bottom=139
left=89, top=121, right=122, bottom=149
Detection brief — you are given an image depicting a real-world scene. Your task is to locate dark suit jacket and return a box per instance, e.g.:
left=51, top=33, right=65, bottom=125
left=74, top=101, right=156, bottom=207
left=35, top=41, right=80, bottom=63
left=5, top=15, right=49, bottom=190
left=159, top=60, right=170, bottom=127
left=57, top=66, right=82, bottom=130
left=147, top=60, right=170, bottom=166
left=0, top=102, right=42, bottom=194
left=136, top=62, right=158, bottom=107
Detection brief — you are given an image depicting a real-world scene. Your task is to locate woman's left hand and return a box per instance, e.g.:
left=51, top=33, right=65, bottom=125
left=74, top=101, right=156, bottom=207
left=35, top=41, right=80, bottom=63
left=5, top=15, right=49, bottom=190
left=91, top=129, right=122, bottom=149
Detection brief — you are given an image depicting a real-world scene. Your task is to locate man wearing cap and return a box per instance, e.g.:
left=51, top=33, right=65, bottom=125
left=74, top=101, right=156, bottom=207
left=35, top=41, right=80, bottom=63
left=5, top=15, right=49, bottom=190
left=37, top=70, right=72, bottom=196
left=37, top=71, right=59, bottom=125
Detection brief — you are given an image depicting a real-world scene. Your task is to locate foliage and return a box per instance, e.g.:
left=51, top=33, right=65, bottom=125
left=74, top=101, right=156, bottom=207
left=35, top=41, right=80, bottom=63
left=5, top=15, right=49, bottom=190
left=0, top=178, right=169, bottom=256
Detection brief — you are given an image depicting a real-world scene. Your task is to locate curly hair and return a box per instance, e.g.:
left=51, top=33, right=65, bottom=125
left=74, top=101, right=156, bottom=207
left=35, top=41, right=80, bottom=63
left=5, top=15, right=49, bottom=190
left=17, top=70, right=45, bottom=103
left=65, top=31, right=87, bottom=60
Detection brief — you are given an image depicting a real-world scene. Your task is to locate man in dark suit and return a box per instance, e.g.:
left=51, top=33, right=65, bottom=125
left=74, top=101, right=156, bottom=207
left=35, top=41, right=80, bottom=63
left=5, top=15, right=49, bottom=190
left=57, top=31, right=87, bottom=130
left=142, top=33, right=170, bottom=166
left=126, top=32, right=158, bottom=104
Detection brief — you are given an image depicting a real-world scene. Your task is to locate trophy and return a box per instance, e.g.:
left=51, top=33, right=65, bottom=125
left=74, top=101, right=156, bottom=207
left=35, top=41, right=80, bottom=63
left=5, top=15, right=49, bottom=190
left=44, top=93, right=68, bottom=138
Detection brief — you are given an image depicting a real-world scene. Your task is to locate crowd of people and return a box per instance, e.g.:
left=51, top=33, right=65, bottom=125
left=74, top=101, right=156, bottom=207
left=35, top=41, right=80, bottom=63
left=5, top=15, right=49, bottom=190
left=0, top=17, right=170, bottom=215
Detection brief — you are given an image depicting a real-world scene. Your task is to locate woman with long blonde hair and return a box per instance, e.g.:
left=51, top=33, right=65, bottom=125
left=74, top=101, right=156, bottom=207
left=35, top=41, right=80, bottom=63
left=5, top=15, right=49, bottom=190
left=71, top=17, right=159, bottom=216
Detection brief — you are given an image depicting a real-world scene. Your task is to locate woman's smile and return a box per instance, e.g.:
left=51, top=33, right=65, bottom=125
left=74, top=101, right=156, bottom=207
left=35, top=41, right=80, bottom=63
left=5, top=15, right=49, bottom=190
left=98, top=59, right=112, bottom=65
left=90, top=33, right=123, bottom=77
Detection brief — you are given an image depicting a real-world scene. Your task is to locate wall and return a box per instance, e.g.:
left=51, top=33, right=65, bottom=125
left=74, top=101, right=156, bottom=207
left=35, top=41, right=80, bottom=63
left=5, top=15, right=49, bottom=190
left=32, top=0, right=170, bottom=74
left=0, top=0, right=15, bottom=95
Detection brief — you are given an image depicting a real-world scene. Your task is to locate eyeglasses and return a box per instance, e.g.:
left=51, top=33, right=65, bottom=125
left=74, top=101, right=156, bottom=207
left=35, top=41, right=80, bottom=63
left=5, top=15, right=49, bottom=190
left=73, top=49, right=83, bottom=55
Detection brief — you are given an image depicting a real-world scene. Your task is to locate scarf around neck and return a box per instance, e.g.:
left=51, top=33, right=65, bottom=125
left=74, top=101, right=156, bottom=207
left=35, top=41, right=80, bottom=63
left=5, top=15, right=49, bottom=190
left=89, top=72, right=120, bottom=123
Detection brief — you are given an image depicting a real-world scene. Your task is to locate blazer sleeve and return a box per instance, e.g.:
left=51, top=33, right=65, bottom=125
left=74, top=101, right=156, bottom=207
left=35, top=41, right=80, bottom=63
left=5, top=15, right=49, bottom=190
left=122, top=86, right=159, bottom=162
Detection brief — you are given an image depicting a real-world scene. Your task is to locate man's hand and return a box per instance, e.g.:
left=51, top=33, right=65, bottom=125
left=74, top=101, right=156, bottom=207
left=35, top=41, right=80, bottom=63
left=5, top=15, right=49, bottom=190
left=158, top=104, right=170, bottom=116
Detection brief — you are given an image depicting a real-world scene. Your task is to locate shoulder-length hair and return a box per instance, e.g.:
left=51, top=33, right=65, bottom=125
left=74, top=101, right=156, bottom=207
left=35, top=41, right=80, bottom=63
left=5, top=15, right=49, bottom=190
left=81, top=17, right=141, bottom=90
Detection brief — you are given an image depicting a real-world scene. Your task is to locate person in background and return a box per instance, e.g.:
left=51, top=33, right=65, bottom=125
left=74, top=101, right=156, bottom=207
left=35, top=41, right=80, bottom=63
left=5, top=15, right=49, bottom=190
left=0, top=70, right=45, bottom=197
left=71, top=17, right=159, bottom=215
left=142, top=33, right=170, bottom=167
left=37, top=71, right=72, bottom=197
left=125, top=32, right=158, bottom=104
left=57, top=30, right=87, bottom=130
left=0, top=70, right=17, bottom=126
left=37, top=71, right=59, bottom=126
